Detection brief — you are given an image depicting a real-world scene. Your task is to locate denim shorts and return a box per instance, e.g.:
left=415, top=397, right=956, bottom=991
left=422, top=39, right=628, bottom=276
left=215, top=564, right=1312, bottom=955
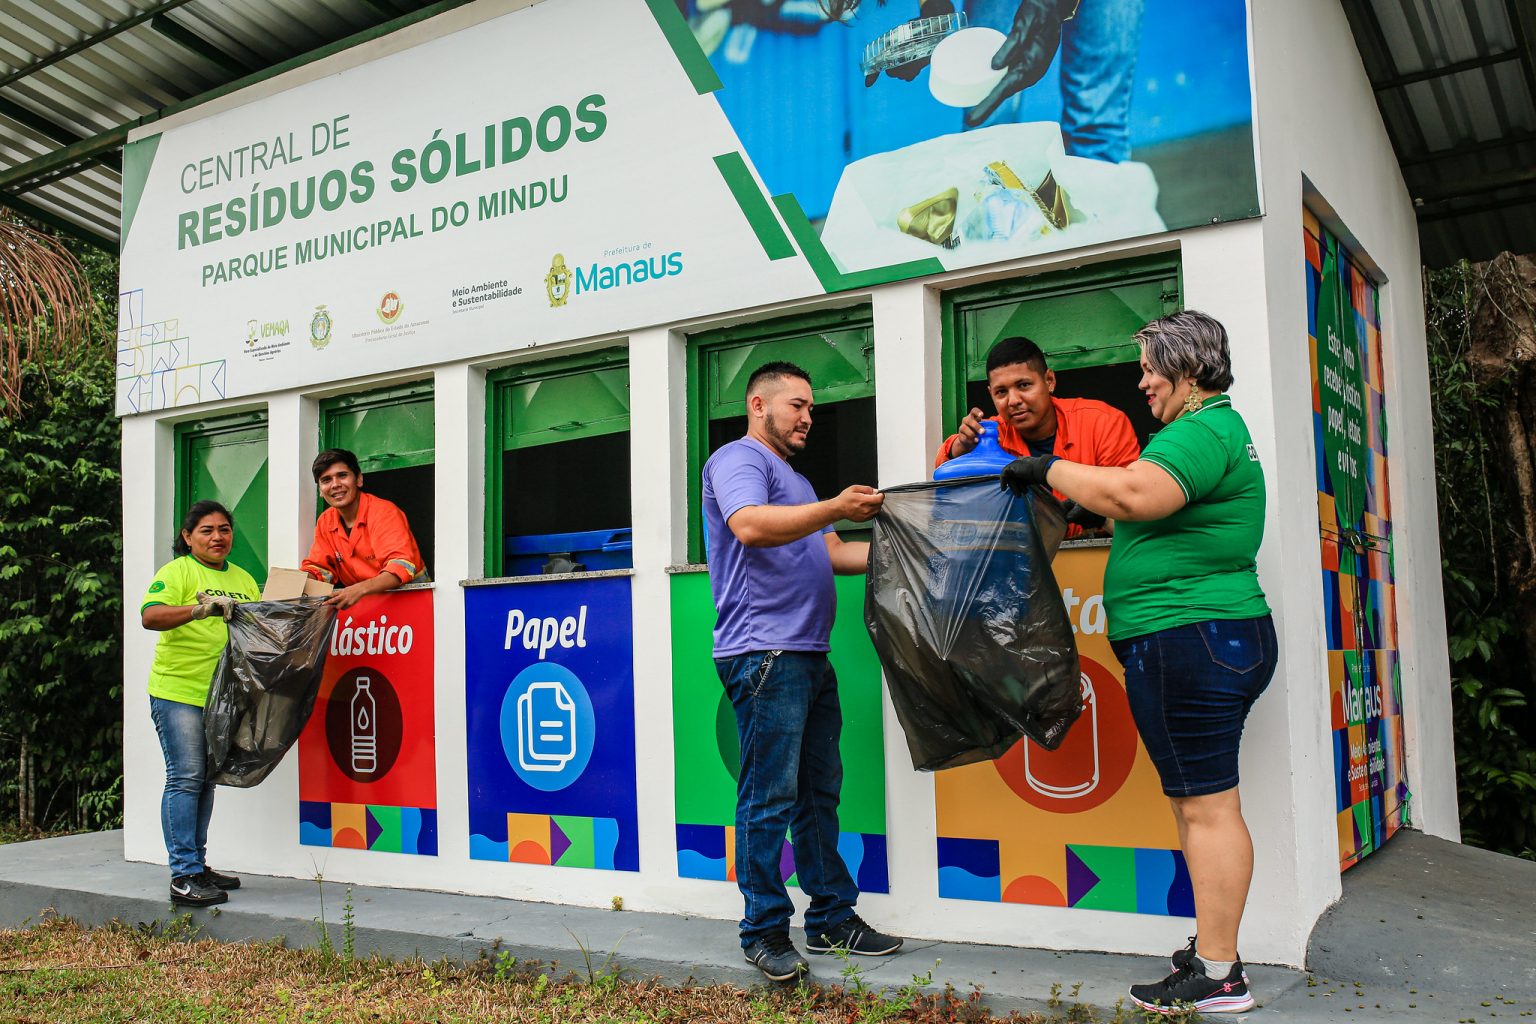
left=1110, top=615, right=1277, bottom=798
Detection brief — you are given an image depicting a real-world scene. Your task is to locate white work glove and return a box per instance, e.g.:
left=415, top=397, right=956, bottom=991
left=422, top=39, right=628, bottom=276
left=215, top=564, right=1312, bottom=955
left=192, top=592, right=238, bottom=621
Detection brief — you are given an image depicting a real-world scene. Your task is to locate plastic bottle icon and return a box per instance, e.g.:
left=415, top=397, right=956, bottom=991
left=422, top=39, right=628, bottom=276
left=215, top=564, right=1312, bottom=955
left=351, top=677, right=377, bottom=776
left=1023, top=673, right=1100, bottom=799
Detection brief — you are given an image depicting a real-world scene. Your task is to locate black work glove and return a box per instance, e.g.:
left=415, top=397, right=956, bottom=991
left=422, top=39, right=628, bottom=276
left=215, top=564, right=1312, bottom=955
left=964, top=0, right=1079, bottom=127
left=1061, top=499, right=1106, bottom=530
left=999, top=455, right=1058, bottom=496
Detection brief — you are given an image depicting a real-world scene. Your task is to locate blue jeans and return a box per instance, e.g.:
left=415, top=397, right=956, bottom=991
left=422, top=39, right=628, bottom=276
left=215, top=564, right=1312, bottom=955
left=715, top=650, right=858, bottom=948
left=1111, top=616, right=1277, bottom=798
left=149, top=696, right=215, bottom=879
left=970, top=0, right=1145, bottom=162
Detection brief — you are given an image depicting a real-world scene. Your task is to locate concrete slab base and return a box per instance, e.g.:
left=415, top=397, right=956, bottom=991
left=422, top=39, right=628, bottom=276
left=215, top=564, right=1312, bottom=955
left=0, top=830, right=1522, bottom=1020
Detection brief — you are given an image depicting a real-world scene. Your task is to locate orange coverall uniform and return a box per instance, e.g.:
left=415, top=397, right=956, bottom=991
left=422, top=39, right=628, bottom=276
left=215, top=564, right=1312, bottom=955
left=935, top=397, right=1142, bottom=535
left=302, top=491, right=426, bottom=587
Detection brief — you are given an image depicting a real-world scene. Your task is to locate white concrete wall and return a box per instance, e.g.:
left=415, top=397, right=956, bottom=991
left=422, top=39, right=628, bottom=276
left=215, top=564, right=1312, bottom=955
left=119, top=0, right=1450, bottom=974
left=1247, top=0, right=1457, bottom=852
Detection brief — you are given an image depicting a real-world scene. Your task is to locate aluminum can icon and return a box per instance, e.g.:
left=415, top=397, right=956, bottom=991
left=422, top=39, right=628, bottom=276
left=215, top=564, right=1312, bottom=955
left=1023, top=672, right=1100, bottom=799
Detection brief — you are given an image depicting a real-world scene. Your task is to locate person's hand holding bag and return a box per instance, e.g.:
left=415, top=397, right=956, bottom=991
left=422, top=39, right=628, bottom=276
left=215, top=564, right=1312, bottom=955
left=999, top=454, right=1058, bottom=496
left=193, top=592, right=238, bottom=620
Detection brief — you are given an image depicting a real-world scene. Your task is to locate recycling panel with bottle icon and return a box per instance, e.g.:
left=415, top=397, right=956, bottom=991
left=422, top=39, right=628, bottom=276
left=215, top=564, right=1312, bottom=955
left=298, top=588, right=439, bottom=856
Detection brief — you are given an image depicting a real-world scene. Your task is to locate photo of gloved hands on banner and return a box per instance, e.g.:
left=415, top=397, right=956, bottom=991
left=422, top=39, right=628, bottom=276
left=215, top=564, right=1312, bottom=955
left=682, top=0, right=1256, bottom=276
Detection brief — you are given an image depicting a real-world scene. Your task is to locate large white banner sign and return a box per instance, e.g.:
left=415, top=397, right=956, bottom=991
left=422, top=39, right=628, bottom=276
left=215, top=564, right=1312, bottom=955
left=117, top=0, right=1258, bottom=414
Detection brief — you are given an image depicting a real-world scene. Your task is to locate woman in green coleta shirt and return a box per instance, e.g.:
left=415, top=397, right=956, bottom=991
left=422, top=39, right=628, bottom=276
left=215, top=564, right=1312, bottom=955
left=1001, top=311, right=1276, bottom=1016
left=140, top=500, right=260, bottom=910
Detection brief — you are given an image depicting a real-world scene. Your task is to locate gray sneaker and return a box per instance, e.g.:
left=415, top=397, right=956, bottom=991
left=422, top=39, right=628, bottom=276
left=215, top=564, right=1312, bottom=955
left=744, top=933, right=810, bottom=982
left=170, top=873, right=228, bottom=907
left=805, top=913, right=903, bottom=956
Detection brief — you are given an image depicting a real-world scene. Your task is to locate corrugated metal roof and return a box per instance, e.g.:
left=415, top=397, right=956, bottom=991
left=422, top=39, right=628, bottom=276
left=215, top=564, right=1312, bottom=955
left=0, top=0, right=456, bottom=249
left=4, top=1, right=1534, bottom=265
left=1343, top=0, right=1536, bottom=266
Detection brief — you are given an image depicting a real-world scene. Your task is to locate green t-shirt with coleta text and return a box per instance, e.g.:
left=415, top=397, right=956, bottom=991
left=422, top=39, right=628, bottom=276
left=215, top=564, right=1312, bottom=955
left=1103, top=396, right=1270, bottom=641
left=141, top=555, right=261, bottom=707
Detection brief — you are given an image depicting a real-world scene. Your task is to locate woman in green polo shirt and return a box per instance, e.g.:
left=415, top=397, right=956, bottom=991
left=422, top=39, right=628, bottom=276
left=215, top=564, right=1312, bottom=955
left=1001, top=310, right=1275, bottom=1016
left=140, top=500, right=260, bottom=909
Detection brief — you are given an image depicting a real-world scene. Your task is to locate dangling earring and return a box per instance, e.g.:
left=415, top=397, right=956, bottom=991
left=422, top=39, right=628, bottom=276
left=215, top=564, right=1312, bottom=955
left=1183, top=380, right=1204, bottom=415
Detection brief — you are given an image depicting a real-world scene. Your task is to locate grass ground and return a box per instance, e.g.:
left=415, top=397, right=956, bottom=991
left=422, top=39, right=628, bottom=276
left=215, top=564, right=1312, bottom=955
left=0, top=915, right=1191, bottom=1024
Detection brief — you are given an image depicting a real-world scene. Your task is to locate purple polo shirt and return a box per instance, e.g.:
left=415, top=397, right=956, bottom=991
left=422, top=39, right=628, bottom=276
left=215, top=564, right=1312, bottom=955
left=702, top=436, right=835, bottom=659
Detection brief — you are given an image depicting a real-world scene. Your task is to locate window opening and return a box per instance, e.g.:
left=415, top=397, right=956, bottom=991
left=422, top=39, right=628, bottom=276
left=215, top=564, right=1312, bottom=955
left=486, top=353, right=631, bottom=577
left=319, top=381, right=435, bottom=576
left=689, top=307, right=877, bottom=562
left=174, top=412, right=269, bottom=581
left=945, top=254, right=1182, bottom=451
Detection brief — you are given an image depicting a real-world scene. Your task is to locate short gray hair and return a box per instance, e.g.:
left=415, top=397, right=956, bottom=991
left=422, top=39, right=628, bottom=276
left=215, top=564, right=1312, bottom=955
left=1135, top=310, right=1235, bottom=392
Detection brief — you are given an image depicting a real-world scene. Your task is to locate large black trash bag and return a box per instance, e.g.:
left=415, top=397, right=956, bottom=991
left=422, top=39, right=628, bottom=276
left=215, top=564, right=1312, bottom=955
left=865, top=476, right=1082, bottom=771
left=204, top=598, right=337, bottom=787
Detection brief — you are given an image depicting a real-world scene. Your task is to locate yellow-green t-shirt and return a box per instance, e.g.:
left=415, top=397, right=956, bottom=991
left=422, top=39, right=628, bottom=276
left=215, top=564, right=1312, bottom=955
left=1103, top=396, right=1271, bottom=641
left=141, top=555, right=261, bottom=707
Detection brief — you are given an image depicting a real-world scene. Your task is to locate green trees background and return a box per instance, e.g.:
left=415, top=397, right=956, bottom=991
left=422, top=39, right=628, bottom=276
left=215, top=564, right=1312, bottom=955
left=1, top=226, right=1533, bottom=860
left=0, top=237, right=123, bottom=832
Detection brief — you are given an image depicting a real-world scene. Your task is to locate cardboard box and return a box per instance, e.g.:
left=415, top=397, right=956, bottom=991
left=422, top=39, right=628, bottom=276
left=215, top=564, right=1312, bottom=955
left=262, top=567, right=334, bottom=601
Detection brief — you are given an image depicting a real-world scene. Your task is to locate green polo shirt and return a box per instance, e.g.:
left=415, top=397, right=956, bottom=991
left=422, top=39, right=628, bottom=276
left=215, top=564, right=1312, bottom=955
left=141, top=555, right=261, bottom=707
left=1103, top=396, right=1270, bottom=641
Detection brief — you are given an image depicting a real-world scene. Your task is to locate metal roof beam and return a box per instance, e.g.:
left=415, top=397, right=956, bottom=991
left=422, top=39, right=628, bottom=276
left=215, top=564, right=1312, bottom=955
left=1414, top=166, right=1536, bottom=205
left=0, top=0, right=200, bottom=92
left=1400, top=130, right=1536, bottom=166
left=0, top=0, right=478, bottom=195
left=0, top=126, right=129, bottom=192
left=1418, top=190, right=1536, bottom=224
left=0, top=95, right=122, bottom=171
left=0, top=191, right=116, bottom=252
left=1372, top=50, right=1521, bottom=91
left=150, top=14, right=256, bottom=77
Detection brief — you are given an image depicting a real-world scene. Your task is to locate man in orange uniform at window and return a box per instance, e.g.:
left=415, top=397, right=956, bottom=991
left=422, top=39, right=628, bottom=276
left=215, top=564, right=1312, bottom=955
left=302, top=448, right=428, bottom=610
left=935, top=336, right=1141, bottom=533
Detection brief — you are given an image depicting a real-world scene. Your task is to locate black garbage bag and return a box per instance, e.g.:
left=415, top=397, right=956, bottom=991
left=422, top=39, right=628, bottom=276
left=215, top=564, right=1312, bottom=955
left=865, top=476, right=1082, bottom=771
left=204, top=598, right=337, bottom=787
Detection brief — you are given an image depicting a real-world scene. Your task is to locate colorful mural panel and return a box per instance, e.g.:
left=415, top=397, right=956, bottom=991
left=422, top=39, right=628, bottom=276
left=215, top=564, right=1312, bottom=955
left=464, top=576, right=639, bottom=872
left=1304, top=209, right=1409, bottom=869
left=934, top=546, right=1190, bottom=916
left=670, top=571, right=888, bottom=892
left=298, top=588, right=438, bottom=855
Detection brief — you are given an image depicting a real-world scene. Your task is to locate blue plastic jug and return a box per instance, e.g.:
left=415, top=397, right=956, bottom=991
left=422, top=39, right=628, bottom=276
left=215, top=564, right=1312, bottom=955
left=933, top=419, right=1015, bottom=480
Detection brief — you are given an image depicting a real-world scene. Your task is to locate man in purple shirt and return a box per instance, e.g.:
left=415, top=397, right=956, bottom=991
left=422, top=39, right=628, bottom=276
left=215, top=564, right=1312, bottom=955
left=702, top=360, right=902, bottom=981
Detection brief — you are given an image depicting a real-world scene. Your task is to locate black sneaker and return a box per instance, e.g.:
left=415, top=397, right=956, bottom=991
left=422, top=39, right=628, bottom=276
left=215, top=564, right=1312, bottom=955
left=805, top=913, right=903, bottom=956
left=1170, top=937, right=1250, bottom=982
left=169, top=874, right=228, bottom=908
left=1130, top=961, right=1255, bottom=1015
left=744, top=933, right=809, bottom=982
left=200, top=868, right=241, bottom=891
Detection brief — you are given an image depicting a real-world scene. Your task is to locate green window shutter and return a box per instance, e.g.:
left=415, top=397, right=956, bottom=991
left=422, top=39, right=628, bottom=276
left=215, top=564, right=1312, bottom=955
left=175, top=413, right=269, bottom=582
left=697, top=308, right=875, bottom=419
left=942, top=254, right=1182, bottom=428
left=496, top=363, right=630, bottom=450
left=320, top=381, right=435, bottom=472
left=484, top=350, right=631, bottom=575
